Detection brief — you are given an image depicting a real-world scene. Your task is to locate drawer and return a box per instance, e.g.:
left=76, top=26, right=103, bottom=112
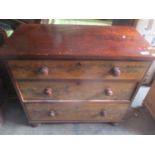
left=25, top=101, right=130, bottom=122
left=16, top=80, right=136, bottom=102
left=8, top=60, right=150, bottom=80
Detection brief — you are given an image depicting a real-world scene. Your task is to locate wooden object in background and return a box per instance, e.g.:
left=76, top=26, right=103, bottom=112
left=0, top=28, right=7, bottom=46
left=0, top=24, right=154, bottom=126
left=0, top=29, right=7, bottom=126
left=0, top=79, right=4, bottom=126
left=144, top=76, right=155, bottom=119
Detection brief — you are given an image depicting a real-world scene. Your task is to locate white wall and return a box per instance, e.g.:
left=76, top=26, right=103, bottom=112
left=136, top=19, right=155, bottom=46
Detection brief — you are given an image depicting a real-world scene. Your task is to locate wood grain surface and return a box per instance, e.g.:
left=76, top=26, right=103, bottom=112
left=3, top=24, right=154, bottom=124
left=25, top=101, right=129, bottom=122
left=0, top=24, right=154, bottom=60
left=16, top=80, right=137, bottom=102
left=8, top=60, right=151, bottom=81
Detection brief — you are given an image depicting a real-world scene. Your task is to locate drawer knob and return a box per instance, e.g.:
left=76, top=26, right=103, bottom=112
left=39, top=66, right=49, bottom=75
left=49, top=110, right=56, bottom=117
left=44, top=88, right=53, bottom=95
left=76, top=62, right=82, bottom=68
left=105, top=88, right=113, bottom=96
left=111, top=67, right=121, bottom=76
left=100, top=110, right=107, bottom=117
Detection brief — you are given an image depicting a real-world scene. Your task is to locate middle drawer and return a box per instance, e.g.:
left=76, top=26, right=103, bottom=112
left=16, top=80, right=137, bottom=102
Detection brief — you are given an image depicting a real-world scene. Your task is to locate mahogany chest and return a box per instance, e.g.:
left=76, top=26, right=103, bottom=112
left=0, top=24, right=154, bottom=126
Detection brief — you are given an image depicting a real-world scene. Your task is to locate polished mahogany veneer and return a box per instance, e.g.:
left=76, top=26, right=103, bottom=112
left=1, top=24, right=155, bottom=126
left=0, top=24, right=155, bottom=60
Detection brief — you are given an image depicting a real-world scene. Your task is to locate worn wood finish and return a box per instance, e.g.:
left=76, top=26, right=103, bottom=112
left=0, top=24, right=155, bottom=60
left=25, top=101, right=129, bottom=122
left=17, top=80, right=136, bottom=102
left=144, top=79, right=155, bottom=119
left=2, top=24, right=154, bottom=125
left=8, top=60, right=151, bottom=81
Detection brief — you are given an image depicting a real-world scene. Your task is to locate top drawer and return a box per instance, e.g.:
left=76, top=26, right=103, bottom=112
left=7, top=60, right=150, bottom=80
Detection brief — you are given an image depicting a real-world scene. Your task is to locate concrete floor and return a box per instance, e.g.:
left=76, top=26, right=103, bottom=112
left=0, top=98, right=155, bottom=135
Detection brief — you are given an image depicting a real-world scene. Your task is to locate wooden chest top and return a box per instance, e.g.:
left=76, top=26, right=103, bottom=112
left=0, top=24, right=154, bottom=60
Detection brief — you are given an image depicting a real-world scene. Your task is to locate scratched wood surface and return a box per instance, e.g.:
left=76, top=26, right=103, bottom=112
left=16, top=80, right=136, bottom=101
left=3, top=24, right=154, bottom=124
left=25, top=101, right=129, bottom=122
left=8, top=60, right=151, bottom=81
left=0, top=24, right=154, bottom=60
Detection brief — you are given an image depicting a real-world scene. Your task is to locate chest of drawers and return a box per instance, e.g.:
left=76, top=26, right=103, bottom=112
left=0, top=24, right=154, bottom=126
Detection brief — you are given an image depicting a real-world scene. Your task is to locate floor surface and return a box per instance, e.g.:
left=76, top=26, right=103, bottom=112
left=0, top=99, right=155, bottom=135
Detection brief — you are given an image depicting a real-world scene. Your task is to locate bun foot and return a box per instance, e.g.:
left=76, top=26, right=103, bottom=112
left=108, top=122, right=119, bottom=126
left=29, top=123, right=40, bottom=127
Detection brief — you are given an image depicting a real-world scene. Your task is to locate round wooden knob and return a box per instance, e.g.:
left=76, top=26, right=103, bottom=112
left=100, top=110, right=107, bottom=117
left=39, top=66, right=49, bottom=75
left=44, top=88, right=53, bottom=95
left=105, top=88, right=113, bottom=96
left=49, top=110, right=56, bottom=117
left=111, top=67, right=121, bottom=77
left=76, top=62, right=82, bottom=68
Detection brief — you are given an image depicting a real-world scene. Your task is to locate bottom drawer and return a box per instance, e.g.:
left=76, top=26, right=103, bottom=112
left=25, top=101, right=130, bottom=123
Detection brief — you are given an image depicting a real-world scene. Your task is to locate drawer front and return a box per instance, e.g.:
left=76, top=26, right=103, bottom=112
left=25, top=101, right=129, bottom=122
left=8, top=60, right=150, bottom=80
left=17, top=80, right=136, bottom=101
